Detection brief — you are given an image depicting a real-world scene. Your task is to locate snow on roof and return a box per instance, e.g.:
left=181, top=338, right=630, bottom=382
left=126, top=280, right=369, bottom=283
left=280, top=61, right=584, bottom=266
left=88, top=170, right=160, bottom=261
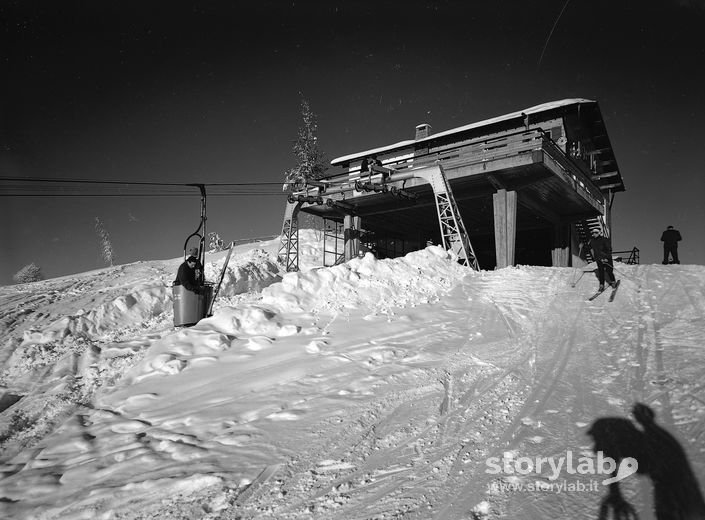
left=331, top=98, right=596, bottom=165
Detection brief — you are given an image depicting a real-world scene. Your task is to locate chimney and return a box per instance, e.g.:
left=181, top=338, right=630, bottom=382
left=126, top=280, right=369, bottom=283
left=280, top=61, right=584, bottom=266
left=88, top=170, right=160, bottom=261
left=415, top=123, right=432, bottom=140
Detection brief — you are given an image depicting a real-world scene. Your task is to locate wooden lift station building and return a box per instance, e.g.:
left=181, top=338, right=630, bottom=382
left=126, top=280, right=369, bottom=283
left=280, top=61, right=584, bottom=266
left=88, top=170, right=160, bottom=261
left=278, top=98, right=625, bottom=271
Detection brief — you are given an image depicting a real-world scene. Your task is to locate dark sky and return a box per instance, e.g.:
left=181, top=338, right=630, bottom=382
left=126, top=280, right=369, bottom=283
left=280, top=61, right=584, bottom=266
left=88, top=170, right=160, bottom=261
left=2, top=0, right=704, bottom=284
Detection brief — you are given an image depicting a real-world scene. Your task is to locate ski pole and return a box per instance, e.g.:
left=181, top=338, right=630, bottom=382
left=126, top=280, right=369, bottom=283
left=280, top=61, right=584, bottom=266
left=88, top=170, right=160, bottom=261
left=611, top=265, right=639, bottom=283
left=569, top=267, right=580, bottom=287
left=571, top=265, right=597, bottom=288
left=571, top=269, right=587, bottom=287
left=611, top=265, right=643, bottom=292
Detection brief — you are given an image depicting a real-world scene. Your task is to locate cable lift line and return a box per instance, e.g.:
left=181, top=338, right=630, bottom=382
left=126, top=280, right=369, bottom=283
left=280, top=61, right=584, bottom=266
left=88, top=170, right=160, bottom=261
left=0, top=176, right=284, bottom=186
left=0, top=176, right=285, bottom=197
left=0, top=193, right=286, bottom=197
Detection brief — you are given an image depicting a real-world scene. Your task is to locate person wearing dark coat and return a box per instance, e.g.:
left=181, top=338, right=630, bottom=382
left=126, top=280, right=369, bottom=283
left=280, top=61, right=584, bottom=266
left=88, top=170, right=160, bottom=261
left=174, top=256, right=202, bottom=294
left=187, top=247, right=204, bottom=283
left=589, top=229, right=617, bottom=290
left=661, top=225, right=682, bottom=264
left=360, top=157, right=370, bottom=173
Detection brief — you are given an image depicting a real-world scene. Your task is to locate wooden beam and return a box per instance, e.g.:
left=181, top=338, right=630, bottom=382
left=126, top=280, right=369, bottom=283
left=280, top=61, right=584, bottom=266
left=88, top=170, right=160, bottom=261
left=591, top=171, right=619, bottom=180
left=507, top=191, right=516, bottom=267
left=486, top=174, right=507, bottom=190
left=599, top=182, right=623, bottom=191
left=551, top=224, right=571, bottom=267
left=344, top=215, right=361, bottom=261
left=487, top=171, right=552, bottom=192
left=493, top=189, right=517, bottom=268
left=517, top=191, right=563, bottom=225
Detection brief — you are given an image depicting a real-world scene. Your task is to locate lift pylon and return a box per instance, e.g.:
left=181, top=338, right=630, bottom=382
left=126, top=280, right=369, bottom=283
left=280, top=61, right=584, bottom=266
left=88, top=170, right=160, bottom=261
left=277, top=200, right=302, bottom=272
left=414, top=164, right=480, bottom=270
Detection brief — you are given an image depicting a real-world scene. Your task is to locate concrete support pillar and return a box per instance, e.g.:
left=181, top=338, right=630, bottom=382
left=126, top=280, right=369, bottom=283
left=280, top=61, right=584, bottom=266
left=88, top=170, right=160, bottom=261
left=344, top=215, right=361, bottom=261
left=551, top=224, right=571, bottom=267
left=493, top=189, right=517, bottom=269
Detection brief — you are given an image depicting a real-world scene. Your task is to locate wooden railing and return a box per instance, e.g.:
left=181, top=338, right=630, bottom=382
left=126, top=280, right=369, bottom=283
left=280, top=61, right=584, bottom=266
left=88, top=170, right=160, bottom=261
left=383, top=129, right=547, bottom=171
left=324, top=129, right=604, bottom=209
left=613, top=247, right=640, bottom=265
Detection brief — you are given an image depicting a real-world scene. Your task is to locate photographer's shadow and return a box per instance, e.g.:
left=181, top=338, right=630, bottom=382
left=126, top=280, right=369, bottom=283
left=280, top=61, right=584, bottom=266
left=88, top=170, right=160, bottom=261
left=587, top=403, right=705, bottom=520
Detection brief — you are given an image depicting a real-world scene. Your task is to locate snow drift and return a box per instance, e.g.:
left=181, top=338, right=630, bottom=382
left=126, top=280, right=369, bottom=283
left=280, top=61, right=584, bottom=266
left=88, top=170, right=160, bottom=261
left=1, top=233, right=704, bottom=520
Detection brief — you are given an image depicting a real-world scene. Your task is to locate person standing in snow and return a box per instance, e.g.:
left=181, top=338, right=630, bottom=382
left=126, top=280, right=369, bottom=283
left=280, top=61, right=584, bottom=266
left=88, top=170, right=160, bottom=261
left=174, top=256, right=202, bottom=294
left=589, top=229, right=617, bottom=291
left=660, top=225, right=682, bottom=264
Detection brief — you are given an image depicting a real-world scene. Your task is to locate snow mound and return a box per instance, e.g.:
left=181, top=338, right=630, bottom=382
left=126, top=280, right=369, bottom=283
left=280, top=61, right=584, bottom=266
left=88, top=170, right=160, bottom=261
left=262, top=246, right=469, bottom=314
left=19, top=283, right=170, bottom=346
left=13, top=249, right=284, bottom=349
left=3, top=235, right=705, bottom=520
left=203, top=249, right=282, bottom=298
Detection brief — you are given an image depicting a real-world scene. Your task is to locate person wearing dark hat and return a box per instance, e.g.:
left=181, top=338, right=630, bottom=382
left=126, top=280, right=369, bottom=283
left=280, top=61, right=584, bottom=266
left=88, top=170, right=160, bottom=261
left=660, top=225, right=682, bottom=264
left=187, top=247, right=204, bottom=282
left=360, top=157, right=370, bottom=174
left=589, top=228, right=618, bottom=291
left=174, top=255, right=202, bottom=294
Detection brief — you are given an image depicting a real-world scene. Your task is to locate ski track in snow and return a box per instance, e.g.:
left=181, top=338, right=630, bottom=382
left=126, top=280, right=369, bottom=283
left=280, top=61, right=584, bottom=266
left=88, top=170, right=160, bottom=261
left=1, top=236, right=704, bottom=520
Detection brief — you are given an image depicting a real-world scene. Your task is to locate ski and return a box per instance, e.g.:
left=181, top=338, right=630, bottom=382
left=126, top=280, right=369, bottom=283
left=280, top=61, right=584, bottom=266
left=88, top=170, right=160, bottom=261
left=234, top=463, right=281, bottom=506
left=608, top=280, right=621, bottom=302
left=588, top=288, right=606, bottom=301
left=208, top=242, right=234, bottom=316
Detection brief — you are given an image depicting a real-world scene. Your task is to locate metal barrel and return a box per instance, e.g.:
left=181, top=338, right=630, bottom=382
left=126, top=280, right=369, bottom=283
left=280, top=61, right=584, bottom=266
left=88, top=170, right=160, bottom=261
left=172, top=283, right=214, bottom=327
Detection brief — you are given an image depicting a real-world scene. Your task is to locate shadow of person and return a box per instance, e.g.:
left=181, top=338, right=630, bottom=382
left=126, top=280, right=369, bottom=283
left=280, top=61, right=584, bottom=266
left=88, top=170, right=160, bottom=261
left=632, top=403, right=705, bottom=520
left=587, top=414, right=644, bottom=519
left=587, top=403, right=705, bottom=520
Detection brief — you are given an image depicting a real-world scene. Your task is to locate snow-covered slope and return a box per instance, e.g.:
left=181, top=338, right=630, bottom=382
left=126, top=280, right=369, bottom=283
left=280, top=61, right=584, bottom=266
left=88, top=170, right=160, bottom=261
left=1, top=233, right=704, bottom=520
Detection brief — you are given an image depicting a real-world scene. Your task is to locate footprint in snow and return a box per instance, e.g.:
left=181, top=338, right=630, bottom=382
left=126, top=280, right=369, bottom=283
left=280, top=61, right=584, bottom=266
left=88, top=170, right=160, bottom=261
left=110, top=420, right=150, bottom=434
left=267, top=409, right=305, bottom=421
left=123, top=393, right=159, bottom=408
left=213, top=434, right=254, bottom=446
left=305, top=339, right=329, bottom=353
left=245, top=336, right=274, bottom=351
left=187, top=356, right=219, bottom=368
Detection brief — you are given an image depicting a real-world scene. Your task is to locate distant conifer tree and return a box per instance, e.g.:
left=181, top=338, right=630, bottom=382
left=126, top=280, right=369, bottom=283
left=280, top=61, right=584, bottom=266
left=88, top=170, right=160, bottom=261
left=284, top=99, right=328, bottom=188
left=13, top=262, right=44, bottom=283
left=94, top=217, right=114, bottom=266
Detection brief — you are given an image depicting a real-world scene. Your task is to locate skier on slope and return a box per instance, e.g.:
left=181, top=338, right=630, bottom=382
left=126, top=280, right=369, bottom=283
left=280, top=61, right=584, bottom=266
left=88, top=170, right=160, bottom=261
left=589, top=228, right=618, bottom=292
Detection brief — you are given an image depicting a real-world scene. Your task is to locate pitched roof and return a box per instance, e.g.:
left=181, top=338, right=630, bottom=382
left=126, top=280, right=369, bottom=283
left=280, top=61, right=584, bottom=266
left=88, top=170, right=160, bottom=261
left=331, top=98, right=596, bottom=165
